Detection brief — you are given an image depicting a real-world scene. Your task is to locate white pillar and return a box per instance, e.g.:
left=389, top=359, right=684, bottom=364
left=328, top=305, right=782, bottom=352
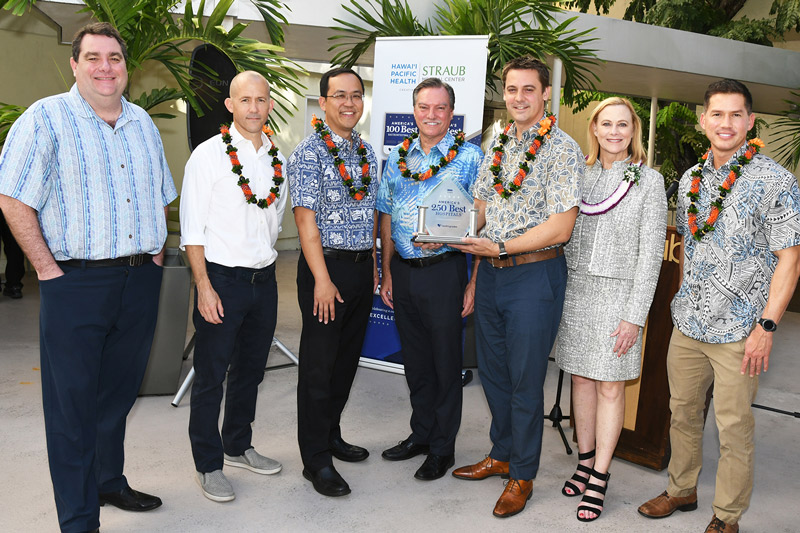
left=648, top=96, right=657, bottom=167
left=550, top=58, right=563, bottom=119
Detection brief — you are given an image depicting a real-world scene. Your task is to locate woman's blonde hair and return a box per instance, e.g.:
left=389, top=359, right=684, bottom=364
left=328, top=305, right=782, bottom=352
left=585, top=97, right=646, bottom=166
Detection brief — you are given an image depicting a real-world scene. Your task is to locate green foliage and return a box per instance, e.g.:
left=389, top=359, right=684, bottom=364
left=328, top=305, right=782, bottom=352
left=329, top=0, right=432, bottom=69
left=1, top=0, right=35, bottom=16
left=329, top=0, right=599, bottom=105
left=75, top=0, right=304, bottom=124
left=561, top=0, right=800, bottom=46
left=772, top=91, right=800, bottom=171
left=0, top=102, right=25, bottom=147
left=710, top=17, right=778, bottom=46
left=771, top=0, right=800, bottom=33
left=3, top=0, right=305, bottom=127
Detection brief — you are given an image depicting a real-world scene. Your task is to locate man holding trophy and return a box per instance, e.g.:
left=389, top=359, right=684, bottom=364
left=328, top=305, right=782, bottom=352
left=377, top=78, right=483, bottom=481
left=451, top=56, right=583, bottom=518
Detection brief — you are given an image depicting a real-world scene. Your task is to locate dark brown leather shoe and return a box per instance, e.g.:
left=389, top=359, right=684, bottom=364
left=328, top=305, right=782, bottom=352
left=452, top=456, right=509, bottom=480
left=638, top=488, right=698, bottom=518
left=492, top=478, right=533, bottom=518
left=705, top=514, right=739, bottom=532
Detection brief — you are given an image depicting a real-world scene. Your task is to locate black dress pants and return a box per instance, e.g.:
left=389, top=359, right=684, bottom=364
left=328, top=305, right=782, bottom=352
left=296, top=252, right=373, bottom=472
left=391, top=253, right=466, bottom=456
left=189, top=261, right=278, bottom=473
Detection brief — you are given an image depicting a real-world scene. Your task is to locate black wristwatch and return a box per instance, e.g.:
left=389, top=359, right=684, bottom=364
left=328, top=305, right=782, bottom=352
left=757, top=318, right=777, bottom=332
left=498, top=241, right=509, bottom=260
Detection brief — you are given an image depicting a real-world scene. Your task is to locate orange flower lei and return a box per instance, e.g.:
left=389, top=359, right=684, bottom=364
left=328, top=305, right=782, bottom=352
left=489, top=113, right=556, bottom=199
left=311, top=115, right=371, bottom=201
left=396, top=131, right=466, bottom=181
left=687, top=138, right=764, bottom=241
left=221, top=123, right=283, bottom=208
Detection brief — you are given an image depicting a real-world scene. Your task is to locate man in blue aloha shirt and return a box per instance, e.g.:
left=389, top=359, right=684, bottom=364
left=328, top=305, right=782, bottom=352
left=286, top=67, right=379, bottom=499
left=639, top=79, right=800, bottom=533
left=376, top=78, right=483, bottom=481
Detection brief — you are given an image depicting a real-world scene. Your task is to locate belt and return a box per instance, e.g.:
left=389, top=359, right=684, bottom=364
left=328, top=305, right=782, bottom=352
left=396, top=251, right=460, bottom=268
left=322, top=247, right=372, bottom=263
left=57, top=254, right=153, bottom=268
left=206, top=261, right=275, bottom=284
left=486, top=246, right=563, bottom=269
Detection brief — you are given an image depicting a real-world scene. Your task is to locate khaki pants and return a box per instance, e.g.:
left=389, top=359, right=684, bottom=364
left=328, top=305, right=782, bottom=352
left=666, top=328, right=758, bottom=525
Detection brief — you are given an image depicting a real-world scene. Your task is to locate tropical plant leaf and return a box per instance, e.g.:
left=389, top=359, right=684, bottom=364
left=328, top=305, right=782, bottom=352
left=1, top=0, right=35, bottom=15
left=772, top=90, right=800, bottom=171
left=65, top=0, right=306, bottom=127
left=329, top=0, right=432, bottom=68
left=131, top=87, right=184, bottom=118
left=330, top=0, right=598, bottom=105
left=0, top=102, right=27, bottom=147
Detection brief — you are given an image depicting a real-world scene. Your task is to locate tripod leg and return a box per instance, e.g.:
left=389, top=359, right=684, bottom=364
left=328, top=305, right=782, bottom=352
left=546, top=368, right=573, bottom=454
left=171, top=366, right=195, bottom=407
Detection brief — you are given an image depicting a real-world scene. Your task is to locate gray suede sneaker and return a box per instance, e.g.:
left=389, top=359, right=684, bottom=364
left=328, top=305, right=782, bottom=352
left=196, top=470, right=235, bottom=502
left=224, top=448, right=282, bottom=475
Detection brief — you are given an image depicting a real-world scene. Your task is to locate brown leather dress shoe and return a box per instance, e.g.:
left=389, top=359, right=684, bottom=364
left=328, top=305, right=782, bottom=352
left=705, top=514, right=739, bottom=532
left=451, top=456, right=509, bottom=480
left=492, top=478, right=533, bottom=518
left=637, top=488, right=698, bottom=518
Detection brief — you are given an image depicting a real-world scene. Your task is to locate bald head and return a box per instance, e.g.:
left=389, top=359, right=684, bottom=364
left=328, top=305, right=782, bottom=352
left=229, top=70, right=270, bottom=99
left=225, top=70, right=274, bottom=145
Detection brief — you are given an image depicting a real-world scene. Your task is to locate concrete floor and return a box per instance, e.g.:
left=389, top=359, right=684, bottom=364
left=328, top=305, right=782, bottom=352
left=0, top=250, right=797, bottom=532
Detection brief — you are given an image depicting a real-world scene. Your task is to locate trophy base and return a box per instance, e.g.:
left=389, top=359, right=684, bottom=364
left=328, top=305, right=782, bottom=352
left=411, top=234, right=472, bottom=244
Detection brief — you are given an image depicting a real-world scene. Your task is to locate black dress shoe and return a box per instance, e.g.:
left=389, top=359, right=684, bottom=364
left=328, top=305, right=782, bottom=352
left=303, top=465, right=351, bottom=497
left=382, top=437, right=430, bottom=461
left=414, top=453, right=455, bottom=481
left=3, top=284, right=22, bottom=299
left=98, top=486, right=162, bottom=512
left=329, top=436, right=369, bottom=462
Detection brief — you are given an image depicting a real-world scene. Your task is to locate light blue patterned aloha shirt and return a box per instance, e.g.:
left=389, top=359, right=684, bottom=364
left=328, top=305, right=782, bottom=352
left=0, top=84, right=177, bottom=261
left=376, top=132, right=483, bottom=258
left=287, top=125, right=378, bottom=251
left=672, top=143, right=800, bottom=343
left=472, top=118, right=583, bottom=245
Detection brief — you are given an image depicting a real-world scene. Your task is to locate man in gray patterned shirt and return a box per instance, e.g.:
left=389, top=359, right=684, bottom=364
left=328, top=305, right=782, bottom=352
left=638, top=79, right=800, bottom=533
left=451, top=56, right=583, bottom=518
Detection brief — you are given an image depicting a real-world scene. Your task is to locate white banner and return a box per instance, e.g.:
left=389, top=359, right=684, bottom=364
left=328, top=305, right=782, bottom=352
left=368, top=35, right=489, bottom=174
left=360, top=35, right=488, bottom=370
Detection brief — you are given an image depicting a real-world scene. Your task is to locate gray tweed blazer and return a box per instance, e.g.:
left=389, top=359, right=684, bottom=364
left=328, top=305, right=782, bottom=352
left=565, top=160, right=668, bottom=326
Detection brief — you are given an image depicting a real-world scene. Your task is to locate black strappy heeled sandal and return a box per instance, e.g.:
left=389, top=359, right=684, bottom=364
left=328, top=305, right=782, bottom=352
left=561, top=448, right=595, bottom=497
left=577, top=469, right=611, bottom=522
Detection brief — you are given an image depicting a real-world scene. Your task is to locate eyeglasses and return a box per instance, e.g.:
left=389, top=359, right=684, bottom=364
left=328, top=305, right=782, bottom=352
left=325, top=92, right=364, bottom=103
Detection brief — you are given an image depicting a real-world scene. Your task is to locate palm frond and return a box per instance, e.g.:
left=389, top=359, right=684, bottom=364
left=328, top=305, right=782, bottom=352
left=329, top=0, right=597, bottom=105
left=2, top=0, right=36, bottom=15
left=0, top=102, right=27, bottom=147
left=131, top=87, right=184, bottom=118
left=328, top=0, right=433, bottom=68
left=772, top=90, right=800, bottom=171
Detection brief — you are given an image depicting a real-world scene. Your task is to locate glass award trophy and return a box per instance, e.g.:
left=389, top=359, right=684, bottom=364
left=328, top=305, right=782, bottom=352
left=411, top=178, right=478, bottom=244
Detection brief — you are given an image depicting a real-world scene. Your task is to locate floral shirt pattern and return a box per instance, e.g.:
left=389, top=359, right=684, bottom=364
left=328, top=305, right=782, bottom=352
left=672, top=143, right=800, bottom=343
left=472, top=118, right=583, bottom=245
left=287, top=126, right=378, bottom=251
left=377, top=132, right=483, bottom=258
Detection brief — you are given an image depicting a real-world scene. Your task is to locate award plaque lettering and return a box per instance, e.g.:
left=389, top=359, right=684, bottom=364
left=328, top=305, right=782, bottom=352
left=412, top=178, right=478, bottom=244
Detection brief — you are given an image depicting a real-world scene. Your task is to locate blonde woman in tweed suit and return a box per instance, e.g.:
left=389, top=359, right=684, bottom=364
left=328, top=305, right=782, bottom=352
left=555, top=97, right=667, bottom=522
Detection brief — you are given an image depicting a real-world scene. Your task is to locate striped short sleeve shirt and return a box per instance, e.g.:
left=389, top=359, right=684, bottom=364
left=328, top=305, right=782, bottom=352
left=0, top=84, right=177, bottom=261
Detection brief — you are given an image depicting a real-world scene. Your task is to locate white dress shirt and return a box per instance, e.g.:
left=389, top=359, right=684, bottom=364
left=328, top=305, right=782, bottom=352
left=180, top=123, right=288, bottom=269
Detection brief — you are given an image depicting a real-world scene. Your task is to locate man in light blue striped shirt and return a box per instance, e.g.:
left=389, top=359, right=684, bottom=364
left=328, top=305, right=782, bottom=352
left=0, top=23, right=176, bottom=533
